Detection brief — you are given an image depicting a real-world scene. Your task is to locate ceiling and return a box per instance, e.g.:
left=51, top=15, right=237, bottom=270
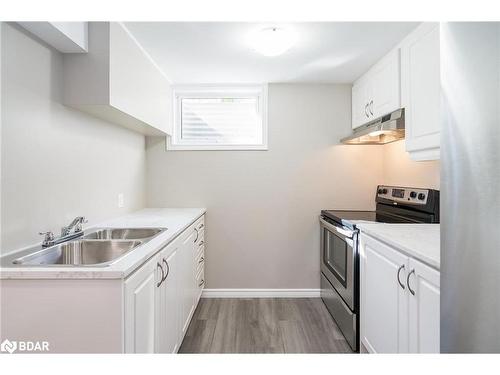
left=124, top=22, right=419, bottom=84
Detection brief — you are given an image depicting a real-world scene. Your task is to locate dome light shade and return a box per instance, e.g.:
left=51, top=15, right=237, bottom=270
left=249, top=27, right=296, bottom=57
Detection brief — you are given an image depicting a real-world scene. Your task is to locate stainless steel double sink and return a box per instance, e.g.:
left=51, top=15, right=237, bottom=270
left=10, top=228, right=167, bottom=267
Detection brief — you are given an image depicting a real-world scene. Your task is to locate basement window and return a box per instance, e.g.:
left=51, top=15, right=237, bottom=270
left=168, top=85, right=268, bottom=150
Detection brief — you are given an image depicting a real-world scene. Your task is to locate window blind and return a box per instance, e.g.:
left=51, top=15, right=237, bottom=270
left=180, top=97, right=262, bottom=145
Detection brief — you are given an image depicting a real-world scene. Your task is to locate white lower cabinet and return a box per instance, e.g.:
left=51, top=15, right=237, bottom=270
left=124, top=254, right=160, bottom=353
left=408, top=258, right=440, bottom=353
left=157, top=248, right=180, bottom=353
left=124, top=215, right=205, bottom=353
left=360, top=233, right=440, bottom=353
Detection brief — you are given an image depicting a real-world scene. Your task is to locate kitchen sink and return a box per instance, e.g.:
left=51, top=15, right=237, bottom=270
left=83, top=227, right=166, bottom=240
left=12, top=240, right=142, bottom=266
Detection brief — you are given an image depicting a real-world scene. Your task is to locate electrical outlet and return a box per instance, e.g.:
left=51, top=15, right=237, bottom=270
left=118, top=193, right=124, bottom=208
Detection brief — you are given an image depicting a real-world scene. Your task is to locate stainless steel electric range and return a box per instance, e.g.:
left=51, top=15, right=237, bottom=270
left=319, top=185, right=440, bottom=352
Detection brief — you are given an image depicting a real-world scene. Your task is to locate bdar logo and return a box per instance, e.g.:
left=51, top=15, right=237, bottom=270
left=1, top=339, right=17, bottom=354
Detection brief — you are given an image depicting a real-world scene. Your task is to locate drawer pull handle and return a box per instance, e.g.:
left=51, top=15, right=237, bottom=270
left=198, top=223, right=204, bottom=230
left=407, top=269, right=416, bottom=295
left=198, top=240, right=204, bottom=247
left=162, top=258, right=170, bottom=282
left=194, top=228, right=199, bottom=243
left=198, top=257, right=204, bottom=264
left=156, top=262, right=164, bottom=287
left=198, top=279, right=205, bottom=287
left=397, top=264, right=405, bottom=290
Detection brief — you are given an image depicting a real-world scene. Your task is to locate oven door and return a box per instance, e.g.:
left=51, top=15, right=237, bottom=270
left=320, top=217, right=356, bottom=310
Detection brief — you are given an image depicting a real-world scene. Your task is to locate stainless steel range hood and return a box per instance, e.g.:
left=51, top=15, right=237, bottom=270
left=341, top=108, right=405, bottom=145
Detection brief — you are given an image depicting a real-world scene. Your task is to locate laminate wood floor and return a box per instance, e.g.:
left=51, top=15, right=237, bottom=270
left=179, top=298, right=353, bottom=353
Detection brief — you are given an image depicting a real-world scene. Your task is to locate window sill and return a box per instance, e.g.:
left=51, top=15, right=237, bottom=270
left=166, top=143, right=268, bottom=151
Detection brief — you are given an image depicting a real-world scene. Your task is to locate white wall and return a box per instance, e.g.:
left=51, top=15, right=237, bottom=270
left=1, top=23, right=146, bottom=254
left=382, top=140, right=440, bottom=189
left=146, top=84, right=384, bottom=289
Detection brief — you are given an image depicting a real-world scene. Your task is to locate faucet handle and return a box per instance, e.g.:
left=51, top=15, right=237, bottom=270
left=75, top=217, right=88, bottom=232
left=39, top=231, right=55, bottom=245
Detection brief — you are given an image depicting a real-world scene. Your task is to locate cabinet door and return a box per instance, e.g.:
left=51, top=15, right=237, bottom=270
left=180, top=228, right=197, bottom=337
left=360, top=234, right=409, bottom=353
left=401, top=23, right=440, bottom=161
left=157, top=248, right=180, bottom=353
left=352, top=79, right=368, bottom=129
left=408, top=258, right=440, bottom=353
left=370, top=50, right=401, bottom=118
left=124, top=255, right=162, bottom=353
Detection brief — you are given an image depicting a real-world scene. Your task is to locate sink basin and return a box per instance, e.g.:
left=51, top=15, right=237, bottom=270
left=83, top=227, right=166, bottom=240
left=12, top=240, right=142, bottom=266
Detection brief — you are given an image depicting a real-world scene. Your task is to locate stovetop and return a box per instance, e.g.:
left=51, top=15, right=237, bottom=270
left=321, top=185, right=440, bottom=230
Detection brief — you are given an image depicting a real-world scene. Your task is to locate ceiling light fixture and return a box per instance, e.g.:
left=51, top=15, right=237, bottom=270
left=248, top=27, right=296, bottom=57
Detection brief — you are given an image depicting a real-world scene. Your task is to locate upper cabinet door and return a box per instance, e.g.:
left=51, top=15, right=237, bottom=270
left=370, top=50, right=401, bottom=118
left=401, top=23, right=440, bottom=161
left=352, top=80, right=367, bottom=129
left=352, top=49, right=400, bottom=129
left=408, top=258, right=440, bottom=353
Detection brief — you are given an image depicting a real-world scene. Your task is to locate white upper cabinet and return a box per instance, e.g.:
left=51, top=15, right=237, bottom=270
left=400, top=23, right=440, bottom=161
left=63, top=22, right=172, bottom=136
left=352, top=50, right=401, bottom=129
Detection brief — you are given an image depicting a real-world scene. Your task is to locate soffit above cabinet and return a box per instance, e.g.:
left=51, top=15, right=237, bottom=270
left=18, top=22, right=88, bottom=53
left=63, top=22, right=172, bottom=136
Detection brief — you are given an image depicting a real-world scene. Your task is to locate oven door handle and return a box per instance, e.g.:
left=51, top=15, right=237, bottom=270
left=320, top=218, right=355, bottom=241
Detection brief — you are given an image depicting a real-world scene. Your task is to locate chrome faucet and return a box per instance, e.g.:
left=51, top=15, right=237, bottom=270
left=61, top=216, right=87, bottom=236
left=39, top=216, right=87, bottom=247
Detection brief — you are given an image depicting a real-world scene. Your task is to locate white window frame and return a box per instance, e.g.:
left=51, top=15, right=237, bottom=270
left=167, top=84, right=268, bottom=151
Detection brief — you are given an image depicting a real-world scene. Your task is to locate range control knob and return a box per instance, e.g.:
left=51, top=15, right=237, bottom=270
left=409, top=191, right=417, bottom=199
left=377, top=188, right=383, bottom=194
left=418, top=193, right=426, bottom=200
left=382, top=188, right=388, bottom=194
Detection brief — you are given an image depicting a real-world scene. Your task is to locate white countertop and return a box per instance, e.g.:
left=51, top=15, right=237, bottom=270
left=0, top=208, right=206, bottom=280
left=356, top=223, right=440, bottom=270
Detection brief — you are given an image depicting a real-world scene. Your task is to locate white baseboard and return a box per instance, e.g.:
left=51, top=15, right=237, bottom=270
left=201, top=288, right=321, bottom=298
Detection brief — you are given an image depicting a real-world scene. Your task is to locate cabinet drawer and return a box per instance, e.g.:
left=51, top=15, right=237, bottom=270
left=196, top=269, right=205, bottom=289
left=195, top=235, right=204, bottom=254
left=195, top=229, right=204, bottom=245
left=196, top=248, right=205, bottom=275
left=193, top=216, right=205, bottom=232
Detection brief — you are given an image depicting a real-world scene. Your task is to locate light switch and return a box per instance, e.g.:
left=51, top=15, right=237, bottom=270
left=118, top=193, right=124, bottom=208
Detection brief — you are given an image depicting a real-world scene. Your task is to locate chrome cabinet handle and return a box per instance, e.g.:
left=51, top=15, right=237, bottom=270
left=194, top=228, right=199, bottom=243
left=364, top=103, right=369, bottom=117
left=198, top=279, right=205, bottom=287
left=407, top=269, right=416, bottom=295
left=198, top=256, right=204, bottom=264
left=397, top=264, right=405, bottom=289
left=198, top=240, right=204, bottom=247
left=156, top=262, right=164, bottom=287
left=162, top=258, right=169, bottom=282
left=369, top=100, right=373, bottom=115
left=198, top=223, right=204, bottom=230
